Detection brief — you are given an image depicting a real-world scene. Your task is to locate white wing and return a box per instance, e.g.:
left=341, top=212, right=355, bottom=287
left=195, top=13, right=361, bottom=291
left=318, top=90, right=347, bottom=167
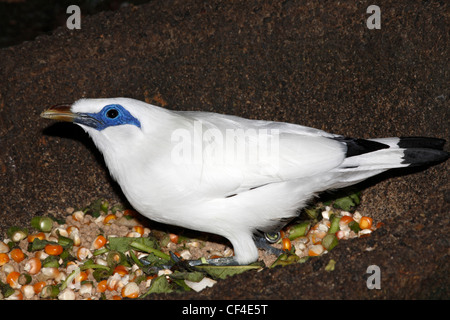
left=167, top=111, right=346, bottom=197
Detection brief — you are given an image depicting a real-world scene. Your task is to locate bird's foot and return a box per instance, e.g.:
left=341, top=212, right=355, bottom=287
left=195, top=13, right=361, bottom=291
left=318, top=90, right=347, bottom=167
left=255, top=233, right=284, bottom=257
left=168, top=251, right=241, bottom=266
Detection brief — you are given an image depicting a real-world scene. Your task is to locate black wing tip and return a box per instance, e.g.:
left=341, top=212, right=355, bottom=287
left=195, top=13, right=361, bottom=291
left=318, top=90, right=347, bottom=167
left=333, top=137, right=389, bottom=158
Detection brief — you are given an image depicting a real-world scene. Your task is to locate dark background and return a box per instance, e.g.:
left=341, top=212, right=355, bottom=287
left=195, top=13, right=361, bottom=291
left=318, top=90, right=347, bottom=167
left=0, top=0, right=152, bottom=48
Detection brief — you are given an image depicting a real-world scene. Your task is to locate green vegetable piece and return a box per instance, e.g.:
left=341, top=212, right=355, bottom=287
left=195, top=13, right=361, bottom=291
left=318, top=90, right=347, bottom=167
left=0, top=281, right=15, bottom=298
left=80, top=259, right=111, bottom=271
left=328, top=215, right=341, bottom=234
left=40, top=285, right=60, bottom=299
left=348, top=220, right=361, bottom=233
left=108, top=236, right=158, bottom=252
left=60, top=267, right=87, bottom=291
left=107, top=237, right=134, bottom=253
left=170, top=271, right=205, bottom=282
left=304, top=208, right=319, bottom=220
left=140, top=272, right=203, bottom=295
left=42, top=255, right=60, bottom=268
left=6, top=241, right=15, bottom=251
left=350, top=192, right=361, bottom=205
left=333, top=191, right=361, bottom=211
left=7, top=226, right=28, bottom=242
left=322, top=234, right=339, bottom=251
left=59, top=249, right=76, bottom=267
left=194, top=264, right=262, bottom=280
left=106, top=250, right=126, bottom=268
left=129, top=250, right=144, bottom=268
left=298, top=256, right=310, bottom=264
left=31, top=216, right=53, bottom=232
left=28, top=238, right=52, bottom=252
left=269, top=253, right=300, bottom=268
left=84, top=199, right=105, bottom=218
left=93, top=247, right=109, bottom=256
left=110, top=204, right=124, bottom=214
left=58, top=235, right=74, bottom=249
left=325, top=259, right=336, bottom=272
left=159, top=234, right=171, bottom=248
left=172, top=279, right=192, bottom=292
left=288, top=221, right=310, bottom=240
left=130, top=239, right=170, bottom=261
left=18, top=273, right=32, bottom=285
left=108, top=236, right=169, bottom=260
left=333, top=196, right=355, bottom=211
left=78, top=259, right=111, bottom=282
left=84, top=208, right=101, bottom=218
left=92, top=269, right=112, bottom=282
left=143, top=253, right=170, bottom=268
left=134, top=274, right=147, bottom=285
left=140, top=275, right=174, bottom=297
left=100, top=200, right=109, bottom=213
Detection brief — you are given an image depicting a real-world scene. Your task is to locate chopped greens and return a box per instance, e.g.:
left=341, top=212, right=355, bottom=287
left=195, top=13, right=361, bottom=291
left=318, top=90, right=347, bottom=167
left=332, top=192, right=361, bottom=211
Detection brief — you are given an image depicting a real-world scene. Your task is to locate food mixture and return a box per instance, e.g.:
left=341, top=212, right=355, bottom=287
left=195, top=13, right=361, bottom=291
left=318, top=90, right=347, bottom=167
left=0, top=193, right=379, bottom=300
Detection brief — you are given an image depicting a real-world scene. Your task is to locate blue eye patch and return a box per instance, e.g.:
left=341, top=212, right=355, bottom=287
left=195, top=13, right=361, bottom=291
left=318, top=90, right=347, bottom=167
left=74, top=104, right=141, bottom=131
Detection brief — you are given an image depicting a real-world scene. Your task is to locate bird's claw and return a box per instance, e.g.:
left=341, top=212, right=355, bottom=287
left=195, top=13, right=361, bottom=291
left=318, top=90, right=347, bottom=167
left=256, top=235, right=284, bottom=256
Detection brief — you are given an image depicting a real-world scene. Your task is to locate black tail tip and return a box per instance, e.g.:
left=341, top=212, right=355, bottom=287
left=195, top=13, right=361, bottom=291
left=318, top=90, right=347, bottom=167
left=402, top=148, right=449, bottom=166
left=398, top=137, right=447, bottom=150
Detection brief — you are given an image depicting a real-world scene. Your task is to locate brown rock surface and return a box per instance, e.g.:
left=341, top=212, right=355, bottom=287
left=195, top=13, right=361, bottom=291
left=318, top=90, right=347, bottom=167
left=0, top=0, right=448, bottom=299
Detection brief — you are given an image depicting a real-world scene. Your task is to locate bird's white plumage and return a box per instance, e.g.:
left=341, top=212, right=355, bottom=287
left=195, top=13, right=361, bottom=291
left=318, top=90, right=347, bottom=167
left=64, top=97, right=441, bottom=264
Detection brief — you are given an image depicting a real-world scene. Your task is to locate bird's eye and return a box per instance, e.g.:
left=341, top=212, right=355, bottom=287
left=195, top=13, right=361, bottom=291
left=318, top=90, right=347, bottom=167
left=106, top=108, right=119, bottom=119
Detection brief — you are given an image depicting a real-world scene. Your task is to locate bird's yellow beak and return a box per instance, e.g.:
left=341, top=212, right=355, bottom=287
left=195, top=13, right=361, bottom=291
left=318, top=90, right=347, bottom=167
left=41, top=104, right=104, bottom=129
left=40, top=105, right=76, bottom=122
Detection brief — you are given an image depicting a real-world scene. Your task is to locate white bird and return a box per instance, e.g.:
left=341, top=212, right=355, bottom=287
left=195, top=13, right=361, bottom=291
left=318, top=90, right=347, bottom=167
left=41, top=98, right=448, bottom=265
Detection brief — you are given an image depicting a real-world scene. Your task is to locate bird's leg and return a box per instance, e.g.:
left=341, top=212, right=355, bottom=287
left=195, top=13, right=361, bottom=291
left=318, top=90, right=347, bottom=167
left=187, top=256, right=241, bottom=266
left=255, top=233, right=284, bottom=257
left=138, top=258, right=174, bottom=271
left=166, top=251, right=240, bottom=266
